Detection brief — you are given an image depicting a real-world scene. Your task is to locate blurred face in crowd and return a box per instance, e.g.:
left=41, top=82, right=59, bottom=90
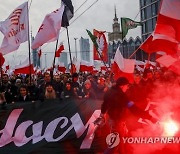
left=2, top=74, right=9, bottom=84
left=73, top=77, right=78, bottom=82
left=85, top=82, right=91, bottom=90
left=79, top=76, right=83, bottom=83
left=134, top=74, right=141, bottom=84
left=98, top=77, right=105, bottom=86
left=55, top=75, right=61, bottom=82
left=46, top=85, right=54, bottom=93
left=63, top=76, right=68, bottom=83
left=147, top=72, right=153, bottom=79
left=120, top=84, right=129, bottom=93
left=20, top=88, right=27, bottom=97
left=44, top=73, right=51, bottom=83
left=66, top=83, right=71, bottom=90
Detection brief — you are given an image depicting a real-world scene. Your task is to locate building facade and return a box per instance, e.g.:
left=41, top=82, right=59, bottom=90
left=108, top=8, right=142, bottom=64
left=79, top=37, right=90, bottom=62
left=140, top=0, right=161, bottom=41
left=58, top=52, right=68, bottom=68
left=139, top=0, right=161, bottom=60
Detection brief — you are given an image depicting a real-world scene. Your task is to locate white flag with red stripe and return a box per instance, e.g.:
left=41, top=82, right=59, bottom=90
left=0, top=2, right=28, bottom=55
left=31, top=5, right=65, bottom=49
left=112, top=47, right=135, bottom=82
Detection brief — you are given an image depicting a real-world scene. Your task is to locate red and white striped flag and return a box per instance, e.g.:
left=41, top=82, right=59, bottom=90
left=0, top=2, right=28, bottom=55
left=31, top=5, right=65, bottom=49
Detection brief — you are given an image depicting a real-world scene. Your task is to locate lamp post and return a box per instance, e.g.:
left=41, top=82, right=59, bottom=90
left=44, top=53, right=47, bottom=69
left=74, top=38, right=78, bottom=59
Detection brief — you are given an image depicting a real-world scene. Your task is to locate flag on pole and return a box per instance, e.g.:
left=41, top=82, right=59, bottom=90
left=86, top=29, right=108, bottom=62
left=0, top=2, right=28, bottom=55
left=112, top=47, right=135, bottom=82
left=31, top=5, right=65, bottom=49
left=55, top=44, right=64, bottom=57
left=121, top=17, right=141, bottom=39
left=61, top=0, right=74, bottom=27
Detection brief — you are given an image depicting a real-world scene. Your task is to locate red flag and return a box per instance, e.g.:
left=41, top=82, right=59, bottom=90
left=0, top=53, right=5, bottom=67
left=5, top=65, right=9, bottom=71
left=0, top=2, right=28, bottom=55
left=38, top=49, right=42, bottom=58
left=58, top=65, right=66, bottom=73
left=93, top=29, right=108, bottom=62
left=32, top=5, right=65, bottom=49
left=55, top=44, right=64, bottom=57
left=112, top=47, right=135, bottom=83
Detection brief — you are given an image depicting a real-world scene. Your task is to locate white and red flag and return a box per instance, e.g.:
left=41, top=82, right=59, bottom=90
left=14, top=57, right=34, bottom=75
left=0, top=2, right=28, bottom=55
left=80, top=60, right=93, bottom=72
left=31, top=5, right=65, bottom=49
left=112, top=47, right=135, bottom=83
left=55, top=44, right=64, bottom=57
left=141, top=0, right=180, bottom=54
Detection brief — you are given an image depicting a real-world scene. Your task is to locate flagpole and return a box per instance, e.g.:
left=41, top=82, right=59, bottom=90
left=128, top=46, right=140, bottom=59
left=52, top=39, right=59, bottom=70
left=96, top=49, right=109, bottom=71
left=66, top=27, right=73, bottom=73
left=27, top=2, right=32, bottom=85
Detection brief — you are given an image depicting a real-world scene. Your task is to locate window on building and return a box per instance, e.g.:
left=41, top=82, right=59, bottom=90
left=145, top=0, right=151, bottom=6
left=147, top=19, right=153, bottom=32
left=152, top=3, right=156, bottom=16
left=141, top=9, right=145, bottom=20
left=146, top=5, right=152, bottom=19
left=152, top=17, right=157, bottom=30
left=140, top=0, right=145, bottom=7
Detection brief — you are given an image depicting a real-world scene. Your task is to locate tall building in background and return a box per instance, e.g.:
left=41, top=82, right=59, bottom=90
left=108, top=7, right=142, bottom=63
left=58, top=52, right=68, bottom=68
left=140, top=0, right=161, bottom=41
left=139, top=0, right=161, bottom=60
left=79, top=37, right=90, bottom=62
left=32, top=36, right=40, bottom=68
left=108, top=7, right=122, bottom=42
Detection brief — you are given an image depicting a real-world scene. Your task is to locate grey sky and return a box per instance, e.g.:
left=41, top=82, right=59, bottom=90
left=0, top=0, right=141, bottom=68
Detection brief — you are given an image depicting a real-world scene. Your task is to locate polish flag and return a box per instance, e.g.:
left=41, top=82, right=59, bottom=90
left=140, top=0, right=180, bottom=55
left=135, top=60, right=145, bottom=72
left=57, top=62, right=66, bottom=73
left=14, top=57, right=34, bottom=74
left=0, top=2, right=28, bottom=55
left=70, top=57, right=80, bottom=74
left=55, top=44, right=64, bottom=57
left=31, top=5, right=65, bottom=49
left=112, top=47, right=135, bottom=82
left=80, top=60, right=93, bottom=72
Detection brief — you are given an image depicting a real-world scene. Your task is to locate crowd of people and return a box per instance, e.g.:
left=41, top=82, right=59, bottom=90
left=0, top=66, right=179, bottom=108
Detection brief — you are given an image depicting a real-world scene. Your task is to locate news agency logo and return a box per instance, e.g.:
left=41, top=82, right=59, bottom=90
left=106, top=132, right=120, bottom=148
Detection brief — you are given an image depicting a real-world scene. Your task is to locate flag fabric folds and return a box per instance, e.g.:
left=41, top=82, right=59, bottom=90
left=80, top=60, right=93, bottom=72
left=0, top=2, right=28, bottom=55
left=86, top=29, right=108, bottom=62
left=141, top=0, right=180, bottom=54
left=121, top=17, right=141, bottom=39
left=55, top=44, right=64, bottom=57
left=0, top=53, right=5, bottom=67
left=112, top=47, right=135, bottom=82
left=31, top=5, right=65, bottom=49
left=61, top=0, right=74, bottom=27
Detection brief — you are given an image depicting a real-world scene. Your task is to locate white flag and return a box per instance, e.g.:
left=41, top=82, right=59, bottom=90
left=0, top=2, right=28, bottom=55
left=31, top=5, right=65, bottom=49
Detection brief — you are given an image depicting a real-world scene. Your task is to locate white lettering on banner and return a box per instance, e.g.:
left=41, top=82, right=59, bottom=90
left=0, top=109, right=101, bottom=149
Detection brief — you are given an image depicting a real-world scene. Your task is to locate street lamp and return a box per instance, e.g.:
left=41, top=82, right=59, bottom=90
left=74, top=38, right=78, bottom=59
left=44, top=53, right=47, bottom=69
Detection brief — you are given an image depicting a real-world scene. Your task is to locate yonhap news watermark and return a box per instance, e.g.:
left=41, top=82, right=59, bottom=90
left=106, top=133, right=180, bottom=148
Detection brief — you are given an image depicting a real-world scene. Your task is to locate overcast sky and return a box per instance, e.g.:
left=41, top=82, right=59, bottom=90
left=0, top=0, right=141, bottom=68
